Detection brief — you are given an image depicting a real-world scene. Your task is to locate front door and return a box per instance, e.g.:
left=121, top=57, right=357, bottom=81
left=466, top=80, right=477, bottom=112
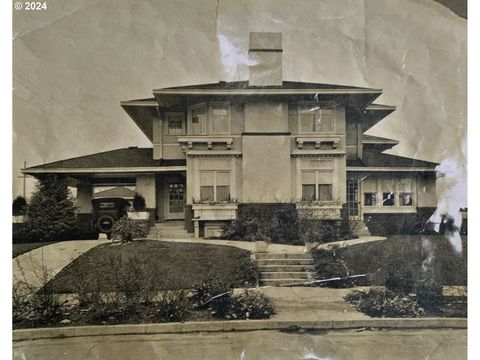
left=346, top=180, right=360, bottom=219
left=166, top=182, right=185, bottom=219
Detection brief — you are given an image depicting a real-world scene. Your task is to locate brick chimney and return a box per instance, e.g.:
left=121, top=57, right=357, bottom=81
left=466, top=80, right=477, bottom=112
left=248, top=32, right=283, bottom=86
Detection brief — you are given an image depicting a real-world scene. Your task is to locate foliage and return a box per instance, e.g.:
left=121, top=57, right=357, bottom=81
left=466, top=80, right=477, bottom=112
left=223, top=290, right=275, bottom=320
left=231, top=255, right=258, bottom=287
left=154, top=289, right=191, bottom=322
left=24, top=175, right=77, bottom=242
left=192, top=275, right=232, bottom=309
left=345, top=288, right=425, bottom=318
left=13, top=196, right=27, bottom=216
left=414, top=277, right=444, bottom=311
left=111, top=216, right=148, bottom=243
left=132, top=193, right=146, bottom=211
left=223, top=204, right=300, bottom=245
left=385, top=266, right=415, bottom=294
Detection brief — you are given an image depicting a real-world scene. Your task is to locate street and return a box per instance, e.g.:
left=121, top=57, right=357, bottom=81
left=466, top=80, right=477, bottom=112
left=13, top=328, right=466, bottom=360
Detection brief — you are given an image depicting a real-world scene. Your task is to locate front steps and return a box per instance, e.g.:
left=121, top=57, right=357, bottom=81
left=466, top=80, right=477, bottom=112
left=257, top=253, right=315, bottom=287
left=148, top=221, right=193, bottom=239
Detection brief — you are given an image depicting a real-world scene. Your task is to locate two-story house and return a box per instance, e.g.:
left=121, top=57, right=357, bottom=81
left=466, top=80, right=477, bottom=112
left=23, top=32, right=438, bottom=237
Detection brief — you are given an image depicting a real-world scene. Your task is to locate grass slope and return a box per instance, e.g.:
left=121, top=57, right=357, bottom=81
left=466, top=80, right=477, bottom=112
left=44, top=240, right=255, bottom=293
left=313, top=235, right=467, bottom=286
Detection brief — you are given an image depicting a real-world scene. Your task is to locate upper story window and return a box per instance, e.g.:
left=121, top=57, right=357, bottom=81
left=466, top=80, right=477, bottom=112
left=298, top=103, right=334, bottom=134
left=189, top=103, right=207, bottom=135
left=210, top=102, right=230, bottom=134
left=166, top=113, right=185, bottom=136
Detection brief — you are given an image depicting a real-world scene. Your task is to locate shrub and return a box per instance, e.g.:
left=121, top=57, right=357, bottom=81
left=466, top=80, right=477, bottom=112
left=132, top=193, right=146, bottom=211
left=192, top=275, right=232, bottom=309
left=24, top=174, right=77, bottom=242
left=13, top=196, right=27, bottom=216
left=111, top=216, right=148, bottom=243
left=346, top=288, right=424, bottom=318
left=223, top=290, right=275, bottom=320
left=414, top=277, right=443, bottom=311
left=223, top=204, right=301, bottom=245
left=154, top=289, right=191, bottom=322
left=385, top=267, right=414, bottom=294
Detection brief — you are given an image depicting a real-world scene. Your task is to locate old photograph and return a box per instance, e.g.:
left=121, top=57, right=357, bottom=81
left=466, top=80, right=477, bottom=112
left=11, top=0, right=468, bottom=359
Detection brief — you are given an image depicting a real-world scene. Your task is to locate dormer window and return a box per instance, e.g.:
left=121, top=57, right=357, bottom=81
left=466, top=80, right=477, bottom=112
left=298, top=103, right=334, bottom=134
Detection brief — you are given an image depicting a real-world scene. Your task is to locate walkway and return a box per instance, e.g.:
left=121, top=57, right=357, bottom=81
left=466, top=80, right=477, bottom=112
left=143, top=235, right=386, bottom=254
left=13, top=240, right=108, bottom=290
left=259, top=286, right=369, bottom=321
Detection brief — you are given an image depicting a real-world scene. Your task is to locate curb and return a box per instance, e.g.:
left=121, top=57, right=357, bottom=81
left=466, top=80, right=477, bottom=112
left=13, top=318, right=467, bottom=341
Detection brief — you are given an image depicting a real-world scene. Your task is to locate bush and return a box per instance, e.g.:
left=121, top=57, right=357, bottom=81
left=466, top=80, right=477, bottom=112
left=24, top=174, right=77, bottom=242
left=231, top=255, right=258, bottom=287
left=223, top=204, right=301, bottom=245
left=345, top=288, right=424, bottom=318
left=414, top=277, right=443, bottom=311
left=192, top=275, right=232, bottom=310
left=13, top=196, right=27, bottom=216
left=154, top=289, right=191, bottom=322
left=132, top=193, right=146, bottom=211
left=111, top=216, right=148, bottom=243
left=223, top=290, right=275, bottom=320
left=385, top=267, right=414, bottom=294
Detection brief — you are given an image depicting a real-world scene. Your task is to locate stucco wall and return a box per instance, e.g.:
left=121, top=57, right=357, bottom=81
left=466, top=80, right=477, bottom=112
left=417, top=174, right=437, bottom=207
left=242, top=135, right=291, bottom=202
left=244, top=102, right=288, bottom=133
left=136, top=174, right=156, bottom=209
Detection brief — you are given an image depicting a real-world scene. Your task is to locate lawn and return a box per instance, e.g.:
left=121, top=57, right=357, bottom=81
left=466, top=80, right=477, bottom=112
left=12, top=241, right=57, bottom=258
left=44, top=240, right=257, bottom=293
left=312, top=235, right=467, bottom=286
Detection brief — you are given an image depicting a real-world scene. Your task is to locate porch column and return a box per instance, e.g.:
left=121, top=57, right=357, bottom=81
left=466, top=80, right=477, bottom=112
left=76, top=182, right=93, bottom=213
left=136, top=174, right=156, bottom=211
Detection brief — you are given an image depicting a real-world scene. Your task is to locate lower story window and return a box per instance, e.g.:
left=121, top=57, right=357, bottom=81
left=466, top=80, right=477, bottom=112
left=400, top=192, right=413, bottom=206
left=382, top=192, right=395, bottom=206
left=200, top=171, right=230, bottom=202
left=301, top=171, right=332, bottom=201
left=364, top=192, right=377, bottom=206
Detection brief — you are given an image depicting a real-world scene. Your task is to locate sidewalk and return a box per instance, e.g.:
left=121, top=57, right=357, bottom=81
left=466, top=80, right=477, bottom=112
left=13, top=240, right=108, bottom=290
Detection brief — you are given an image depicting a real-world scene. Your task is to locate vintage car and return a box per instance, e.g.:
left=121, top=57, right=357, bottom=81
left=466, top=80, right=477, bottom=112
left=91, top=197, right=130, bottom=238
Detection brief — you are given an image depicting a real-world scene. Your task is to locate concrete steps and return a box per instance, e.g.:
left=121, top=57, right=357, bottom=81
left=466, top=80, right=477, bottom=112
left=256, top=253, right=315, bottom=287
left=148, top=221, right=193, bottom=239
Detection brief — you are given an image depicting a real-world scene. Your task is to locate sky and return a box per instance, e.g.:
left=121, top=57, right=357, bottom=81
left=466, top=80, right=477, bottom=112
left=12, top=0, right=466, bottom=214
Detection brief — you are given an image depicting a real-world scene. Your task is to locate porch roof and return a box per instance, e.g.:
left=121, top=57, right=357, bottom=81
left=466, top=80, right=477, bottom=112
left=347, top=151, right=438, bottom=172
left=22, top=147, right=186, bottom=175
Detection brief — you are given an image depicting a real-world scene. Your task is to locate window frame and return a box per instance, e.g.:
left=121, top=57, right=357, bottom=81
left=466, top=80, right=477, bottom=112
left=209, top=101, right=231, bottom=135
left=301, top=169, right=333, bottom=202
left=297, top=102, right=335, bottom=135
left=166, top=112, right=185, bottom=136
left=188, top=102, right=207, bottom=135
left=199, top=170, right=231, bottom=203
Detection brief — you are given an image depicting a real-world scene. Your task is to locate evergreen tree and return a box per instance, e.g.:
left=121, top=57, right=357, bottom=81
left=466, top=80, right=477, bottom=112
left=26, top=174, right=77, bottom=241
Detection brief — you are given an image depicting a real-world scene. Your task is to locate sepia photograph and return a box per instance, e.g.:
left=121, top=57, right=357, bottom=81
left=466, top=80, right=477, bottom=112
left=10, top=0, right=469, bottom=359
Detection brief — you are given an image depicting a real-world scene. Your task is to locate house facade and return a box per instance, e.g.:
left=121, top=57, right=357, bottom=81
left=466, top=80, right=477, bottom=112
left=23, top=32, right=438, bottom=237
